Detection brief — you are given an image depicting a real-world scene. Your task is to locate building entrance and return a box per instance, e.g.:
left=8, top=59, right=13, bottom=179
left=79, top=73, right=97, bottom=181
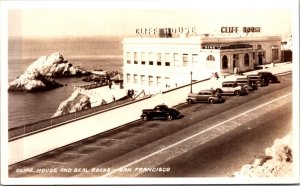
left=258, top=53, right=263, bottom=65
left=233, top=54, right=239, bottom=69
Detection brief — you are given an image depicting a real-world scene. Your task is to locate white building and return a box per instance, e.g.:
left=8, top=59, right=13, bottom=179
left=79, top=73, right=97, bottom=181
left=123, top=35, right=282, bottom=94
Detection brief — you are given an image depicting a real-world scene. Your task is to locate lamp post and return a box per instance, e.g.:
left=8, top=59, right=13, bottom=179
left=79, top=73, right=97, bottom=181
left=190, top=71, right=193, bottom=93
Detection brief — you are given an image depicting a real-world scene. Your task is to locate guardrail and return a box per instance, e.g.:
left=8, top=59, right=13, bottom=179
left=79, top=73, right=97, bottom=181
left=8, top=96, right=129, bottom=139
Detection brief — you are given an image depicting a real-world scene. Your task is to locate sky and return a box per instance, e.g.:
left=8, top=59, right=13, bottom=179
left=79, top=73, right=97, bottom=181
left=7, top=0, right=293, bottom=38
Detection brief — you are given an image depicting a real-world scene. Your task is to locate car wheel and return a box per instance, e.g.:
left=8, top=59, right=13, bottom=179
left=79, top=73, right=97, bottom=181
left=244, top=86, right=249, bottom=91
left=216, top=89, right=222, bottom=93
left=187, top=99, right=193, bottom=104
left=209, top=99, right=215, bottom=104
left=234, top=90, right=241, bottom=96
left=167, top=115, right=173, bottom=121
left=143, top=116, right=148, bottom=121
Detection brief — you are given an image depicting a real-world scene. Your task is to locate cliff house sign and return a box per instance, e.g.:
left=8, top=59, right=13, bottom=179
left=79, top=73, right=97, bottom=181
left=136, top=27, right=197, bottom=37
left=221, top=26, right=261, bottom=33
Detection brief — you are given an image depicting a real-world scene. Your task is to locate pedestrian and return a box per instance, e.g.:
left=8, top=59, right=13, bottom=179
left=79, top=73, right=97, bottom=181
left=108, top=80, right=112, bottom=89
left=130, top=89, right=134, bottom=97
left=127, top=89, right=131, bottom=98
left=234, top=67, right=238, bottom=75
left=215, top=72, right=219, bottom=80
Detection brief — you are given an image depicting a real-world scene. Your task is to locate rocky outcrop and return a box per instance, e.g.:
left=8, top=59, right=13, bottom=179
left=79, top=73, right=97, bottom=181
left=8, top=52, right=90, bottom=92
left=82, top=73, right=108, bottom=82
left=8, top=71, right=63, bottom=92
left=26, top=52, right=90, bottom=77
left=82, top=70, right=121, bottom=82
left=233, top=133, right=293, bottom=177
left=53, top=91, right=91, bottom=117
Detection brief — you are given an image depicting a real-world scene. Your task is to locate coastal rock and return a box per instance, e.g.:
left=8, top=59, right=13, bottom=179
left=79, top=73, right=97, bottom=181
left=82, top=70, right=121, bottom=82
left=26, top=52, right=90, bottom=77
left=233, top=133, right=293, bottom=177
left=8, top=52, right=90, bottom=92
left=53, top=91, right=91, bottom=117
left=8, top=71, right=63, bottom=92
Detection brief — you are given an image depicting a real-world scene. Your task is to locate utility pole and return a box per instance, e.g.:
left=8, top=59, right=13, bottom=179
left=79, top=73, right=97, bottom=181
left=190, top=71, right=193, bottom=93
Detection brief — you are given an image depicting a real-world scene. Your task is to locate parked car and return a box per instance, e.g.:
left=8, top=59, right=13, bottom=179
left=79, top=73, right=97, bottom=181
left=246, top=74, right=269, bottom=87
left=186, top=89, right=224, bottom=104
left=257, top=71, right=279, bottom=83
left=235, top=78, right=257, bottom=91
left=216, top=81, right=246, bottom=96
left=140, top=104, right=181, bottom=121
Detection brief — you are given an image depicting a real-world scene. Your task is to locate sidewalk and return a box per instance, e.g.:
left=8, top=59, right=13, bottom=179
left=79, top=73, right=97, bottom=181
left=185, top=62, right=293, bottom=94
left=213, top=62, right=292, bottom=82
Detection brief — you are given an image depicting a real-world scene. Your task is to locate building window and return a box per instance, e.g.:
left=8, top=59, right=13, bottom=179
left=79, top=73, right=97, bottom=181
left=192, top=54, right=198, bottom=68
left=126, top=52, right=131, bottom=64
left=183, top=54, right=189, bottom=67
left=253, top=52, right=255, bottom=60
left=272, top=48, right=279, bottom=60
left=149, top=76, right=153, bottom=86
left=222, top=55, right=228, bottom=69
left=165, top=53, right=171, bottom=66
left=257, top=44, right=262, bottom=50
left=141, top=52, right=146, bottom=65
left=157, top=53, right=162, bottom=66
left=149, top=52, right=154, bottom=65
left=141, top=75, right=145, bottom=85
left=244, top=53, right=249, bottom=66
left=134, top=52, right=138, bottom=64
left=174, top=53, right=179, bottom=67
left=134, top=74, right=138, bottom=84
left=157, top=76, right=161, bottom=87
left=165, top=77, right=170, bottom=88
left=206, top=55, right=215, bottom=61
left=126, top=74, right=130, bottom=83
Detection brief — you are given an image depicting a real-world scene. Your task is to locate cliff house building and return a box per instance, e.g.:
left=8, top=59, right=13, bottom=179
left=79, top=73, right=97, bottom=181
left=122, top=32, right=282, bottom=94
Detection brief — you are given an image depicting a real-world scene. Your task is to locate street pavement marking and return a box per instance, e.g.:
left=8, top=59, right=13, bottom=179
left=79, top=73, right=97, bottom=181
left=101, top=93, right=292, bottom=177
left=45, top=160, right=68, bottom=165
left=86, top=145, right=107, bottom=148
left=124, top=132, right=143, bottom=135
left=136, top=126, right=154, bottom=129
left=64, top=152, right=88, bottom=156
left=105, top=138, right=125, bottom=141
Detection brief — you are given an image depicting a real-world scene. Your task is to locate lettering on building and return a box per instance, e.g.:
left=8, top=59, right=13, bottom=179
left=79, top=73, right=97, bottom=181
left=136, top=27, right=196, bottom=36
left=221, top=27, right=261, bottom=33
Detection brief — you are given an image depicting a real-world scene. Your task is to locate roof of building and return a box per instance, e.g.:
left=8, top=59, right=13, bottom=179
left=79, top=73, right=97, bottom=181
left=123, top=35, right=282, bottom=45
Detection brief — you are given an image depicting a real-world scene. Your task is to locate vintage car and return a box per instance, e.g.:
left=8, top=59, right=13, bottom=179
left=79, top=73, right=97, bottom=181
left=246, top=74, right=269, bottom=87
left=257, top=71, right=279, bottom=83
left=140, top=104, right=181, bottom=121
left=235, top=77, right=257, bottom=91
left=186, top=89, right=224, bottom=104
left=216, top=81, right=246, bottom=96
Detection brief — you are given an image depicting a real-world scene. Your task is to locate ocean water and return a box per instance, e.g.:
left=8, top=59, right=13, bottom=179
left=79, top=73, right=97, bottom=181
left=8, top=36, right=123, bottom=129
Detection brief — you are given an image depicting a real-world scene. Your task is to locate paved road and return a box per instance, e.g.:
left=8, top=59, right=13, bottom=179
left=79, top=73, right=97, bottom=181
left=9, top=73, right=292, bottom=177
left=140, top=100, right=292, bottom=177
